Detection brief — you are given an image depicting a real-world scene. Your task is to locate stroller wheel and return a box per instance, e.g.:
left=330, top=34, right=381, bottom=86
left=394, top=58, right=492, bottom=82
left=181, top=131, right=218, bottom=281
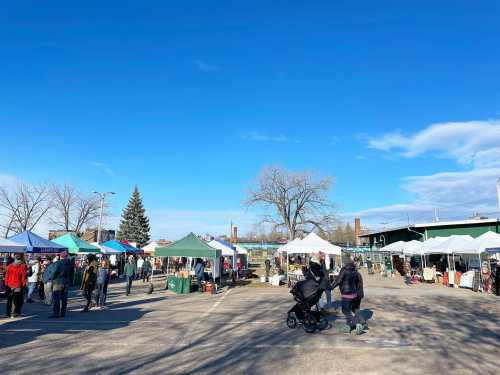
left=286, top=315, right=297, bottom=329
left=302, top=314, right=317, bottom=334
left=318, top=315, right=329, bottom=331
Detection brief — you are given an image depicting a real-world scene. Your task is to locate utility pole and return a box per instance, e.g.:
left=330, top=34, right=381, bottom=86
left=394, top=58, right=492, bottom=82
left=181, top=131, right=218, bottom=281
left=93, top=191, right=116, bottom=243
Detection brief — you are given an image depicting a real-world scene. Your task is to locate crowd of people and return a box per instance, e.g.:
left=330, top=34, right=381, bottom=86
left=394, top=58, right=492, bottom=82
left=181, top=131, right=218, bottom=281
left=2, top=252, right=154, bottom=319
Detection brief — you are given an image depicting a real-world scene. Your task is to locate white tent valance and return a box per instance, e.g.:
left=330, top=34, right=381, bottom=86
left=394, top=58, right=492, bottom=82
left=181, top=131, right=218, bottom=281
left=287, top=233, right=342, bottom=255
left=0, top=238, right=26, bottom=253
left=473, top=231, right=500, bottom=253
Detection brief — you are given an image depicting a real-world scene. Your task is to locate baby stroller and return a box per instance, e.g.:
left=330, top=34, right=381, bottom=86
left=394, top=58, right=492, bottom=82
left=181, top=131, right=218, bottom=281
left=287, top=263, right=329, bottom=333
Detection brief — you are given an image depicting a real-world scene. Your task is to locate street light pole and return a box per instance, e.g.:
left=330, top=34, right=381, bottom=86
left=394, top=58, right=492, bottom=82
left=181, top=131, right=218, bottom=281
left=93, top=191, right=116, bottom=243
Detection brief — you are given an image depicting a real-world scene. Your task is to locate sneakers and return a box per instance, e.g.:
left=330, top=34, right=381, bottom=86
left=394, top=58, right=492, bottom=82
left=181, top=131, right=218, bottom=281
left=355, top=323, right=365, bottom=335
left=340, top=325, right=352, bottom=334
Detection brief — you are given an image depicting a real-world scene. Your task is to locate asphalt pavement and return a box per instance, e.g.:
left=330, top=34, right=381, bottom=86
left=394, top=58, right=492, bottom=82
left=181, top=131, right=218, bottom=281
left=1, top=273, right=499, bottom=375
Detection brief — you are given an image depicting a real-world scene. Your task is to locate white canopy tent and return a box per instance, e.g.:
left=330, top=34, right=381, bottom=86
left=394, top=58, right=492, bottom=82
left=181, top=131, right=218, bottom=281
left=473, top=231, right=500, bottom=253
left=402, top=240, right=425, bottom=256
left=0, top=238, right=26, bottom=253
left=299, top=233, right=342, bottom=255
left=380, top=241, right=406, bottom=254
left=234, top=244, right=248, bottom=255
left=233, top=244, right=249, bottom=268
left=142, top=241, right=160, bottom=255
left=278, top=238, right=303, bottom=254
left=208, top=239, right=237, bottom=268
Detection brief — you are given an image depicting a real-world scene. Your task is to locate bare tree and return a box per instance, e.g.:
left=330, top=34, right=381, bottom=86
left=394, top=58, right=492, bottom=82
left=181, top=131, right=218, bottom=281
left=50, top=184, right=102, bottom=234
left=0, top=183, right=52, bottom=237
left=245, top=166, right=336, bottom=240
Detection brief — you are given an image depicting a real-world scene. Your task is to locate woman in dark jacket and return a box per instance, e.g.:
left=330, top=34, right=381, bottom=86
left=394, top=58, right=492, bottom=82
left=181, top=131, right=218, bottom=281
left=81, top=255, right=98, bottom=313
left=332, top=260, right=365, bottom=335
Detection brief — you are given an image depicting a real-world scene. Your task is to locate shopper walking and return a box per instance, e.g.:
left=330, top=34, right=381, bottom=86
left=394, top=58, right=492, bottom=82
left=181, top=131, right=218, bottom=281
left=142, top=257, right=152, bottom=283
left=332, top=260, right=365, bottom=335
left=95, top=258, right=110, bottom=309
left=124, top=256, right=137, bottom=296
left=81, top=255, right=98, bottom=313
left=195, top=258, right=205, bottom=293
left=5, top=255, right=27, bottom=318
left=137, top=256, right=144, bottom=280
left=50, top=253, right=72, bottom=318
left=26, top=257, right=41, bottom=303
left=43, top=257, right=56, bottom=306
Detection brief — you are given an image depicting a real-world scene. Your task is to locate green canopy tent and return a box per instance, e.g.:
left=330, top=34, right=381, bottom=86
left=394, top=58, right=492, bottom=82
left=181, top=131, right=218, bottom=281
left=52, top=233, right=101, bottom=255
left=155, top=233, right=221, bottom=258
left=155, top=233, right=222, bottom=287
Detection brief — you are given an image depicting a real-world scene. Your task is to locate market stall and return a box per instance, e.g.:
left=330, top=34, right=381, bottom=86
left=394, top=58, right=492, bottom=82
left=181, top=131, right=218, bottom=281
left=52, top=233, right=101, bottom=285
left=0, top=238, right=27, bottom=293
left=155, top=233, right=222, bottom=293
left=52, top=233, right=101, bottom=255
left=9, top=231, right=68, bottom=254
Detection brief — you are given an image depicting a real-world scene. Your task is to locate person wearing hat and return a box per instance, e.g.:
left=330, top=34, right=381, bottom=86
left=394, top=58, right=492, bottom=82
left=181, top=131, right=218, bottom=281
left=50, top=252, right=72, bottom=318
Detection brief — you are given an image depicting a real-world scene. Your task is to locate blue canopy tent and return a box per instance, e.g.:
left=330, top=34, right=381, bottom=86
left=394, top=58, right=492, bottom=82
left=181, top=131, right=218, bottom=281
left=0, top=238, right=26, bottom=253
left=100, top=240, right=141, bottom=253
left=9, top=231, right=68, bottom=254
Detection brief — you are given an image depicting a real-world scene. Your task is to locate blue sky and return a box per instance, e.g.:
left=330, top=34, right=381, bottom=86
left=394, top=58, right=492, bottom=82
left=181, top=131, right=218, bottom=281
left=1, top=1, right=500, bottom=239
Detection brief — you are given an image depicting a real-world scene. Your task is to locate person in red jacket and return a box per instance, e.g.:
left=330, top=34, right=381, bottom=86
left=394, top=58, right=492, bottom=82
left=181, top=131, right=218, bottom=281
left=5, top=254, right=28, bottom=318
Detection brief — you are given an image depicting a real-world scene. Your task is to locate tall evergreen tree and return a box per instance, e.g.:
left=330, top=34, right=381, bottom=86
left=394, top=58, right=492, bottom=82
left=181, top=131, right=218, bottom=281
left=117, top=186, right=150, bottom=245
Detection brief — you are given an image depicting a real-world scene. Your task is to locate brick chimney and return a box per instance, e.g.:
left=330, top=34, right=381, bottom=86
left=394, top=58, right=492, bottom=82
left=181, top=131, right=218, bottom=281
left=354, top=218, right=361, bottom=245
left=232, top=226, right=238, bottom=243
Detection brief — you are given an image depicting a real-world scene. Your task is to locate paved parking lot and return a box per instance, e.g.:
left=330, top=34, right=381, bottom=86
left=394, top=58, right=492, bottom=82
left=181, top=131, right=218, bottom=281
left=1, top=274, right=499, bottom=375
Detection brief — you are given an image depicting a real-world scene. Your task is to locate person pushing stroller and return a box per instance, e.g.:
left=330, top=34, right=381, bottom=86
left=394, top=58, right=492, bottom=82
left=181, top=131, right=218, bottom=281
left=331, top=260, right=367, bottom=335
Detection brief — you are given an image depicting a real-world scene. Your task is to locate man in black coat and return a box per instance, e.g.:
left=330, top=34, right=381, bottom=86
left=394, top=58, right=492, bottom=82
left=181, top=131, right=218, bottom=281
left=331, top=260, right=366, bottom=335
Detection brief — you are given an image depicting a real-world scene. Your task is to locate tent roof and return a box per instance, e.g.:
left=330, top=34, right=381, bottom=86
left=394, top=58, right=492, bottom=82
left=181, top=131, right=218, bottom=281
left=100, top=240, right=140, bottom=253
left=424, top=235, right=474, bottom=254
left=208, top=239, right=237, bottom=256
left=52, top=233, right=100, bottom=254
left=9, top=231, right=68, bottom=254
left=234, top=244, right=248, bottom=255
left=402, top=240, right=425, bottom=256
left=142, top=241, right=160, bottom=254
left=284, top=233, right=342, bottom=255
left=278, top=238, right=303, bottom=253
left=380, top=241, right=406, bottom=253
left=0, top=238, right=26, bottom=253
left=300, top=233, right=342, bottom=255
left=155, top=233, right=221, bottom=258
left=473, top=231, right=500, bottom=253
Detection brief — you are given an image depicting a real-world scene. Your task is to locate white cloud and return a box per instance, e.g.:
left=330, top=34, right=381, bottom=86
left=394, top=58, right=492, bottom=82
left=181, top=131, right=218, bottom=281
left=90, top=161, right=114, bottom=176
left=368, top=120, right=500, bottom=168
left=352, top=120, right=500, bottom=229
left=193, top=59, right=218, bottom=72
left=239, top=132, right=301, bottom=144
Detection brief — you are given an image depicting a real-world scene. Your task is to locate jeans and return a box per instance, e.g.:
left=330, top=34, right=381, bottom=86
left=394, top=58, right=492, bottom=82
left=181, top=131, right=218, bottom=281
left=44, top=282, right=53, bottom=305
left=95, top=283, right=108, bottom=307
left=52, top=285, right=68, bottom=317
left=126, top=276, right=133, bottom=295
left=137, top=267, right=143, bottom=280
left=324, top=289, right=333, bottom=307
left=196, top=274, right=204, bottom=292
left=6, top=286, right=24, bottom=316
left=341, top=298, right=361, bottom=328
left=27, top=282, right=37, bottom=300
left=143, top=271, right=151, bottom=283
